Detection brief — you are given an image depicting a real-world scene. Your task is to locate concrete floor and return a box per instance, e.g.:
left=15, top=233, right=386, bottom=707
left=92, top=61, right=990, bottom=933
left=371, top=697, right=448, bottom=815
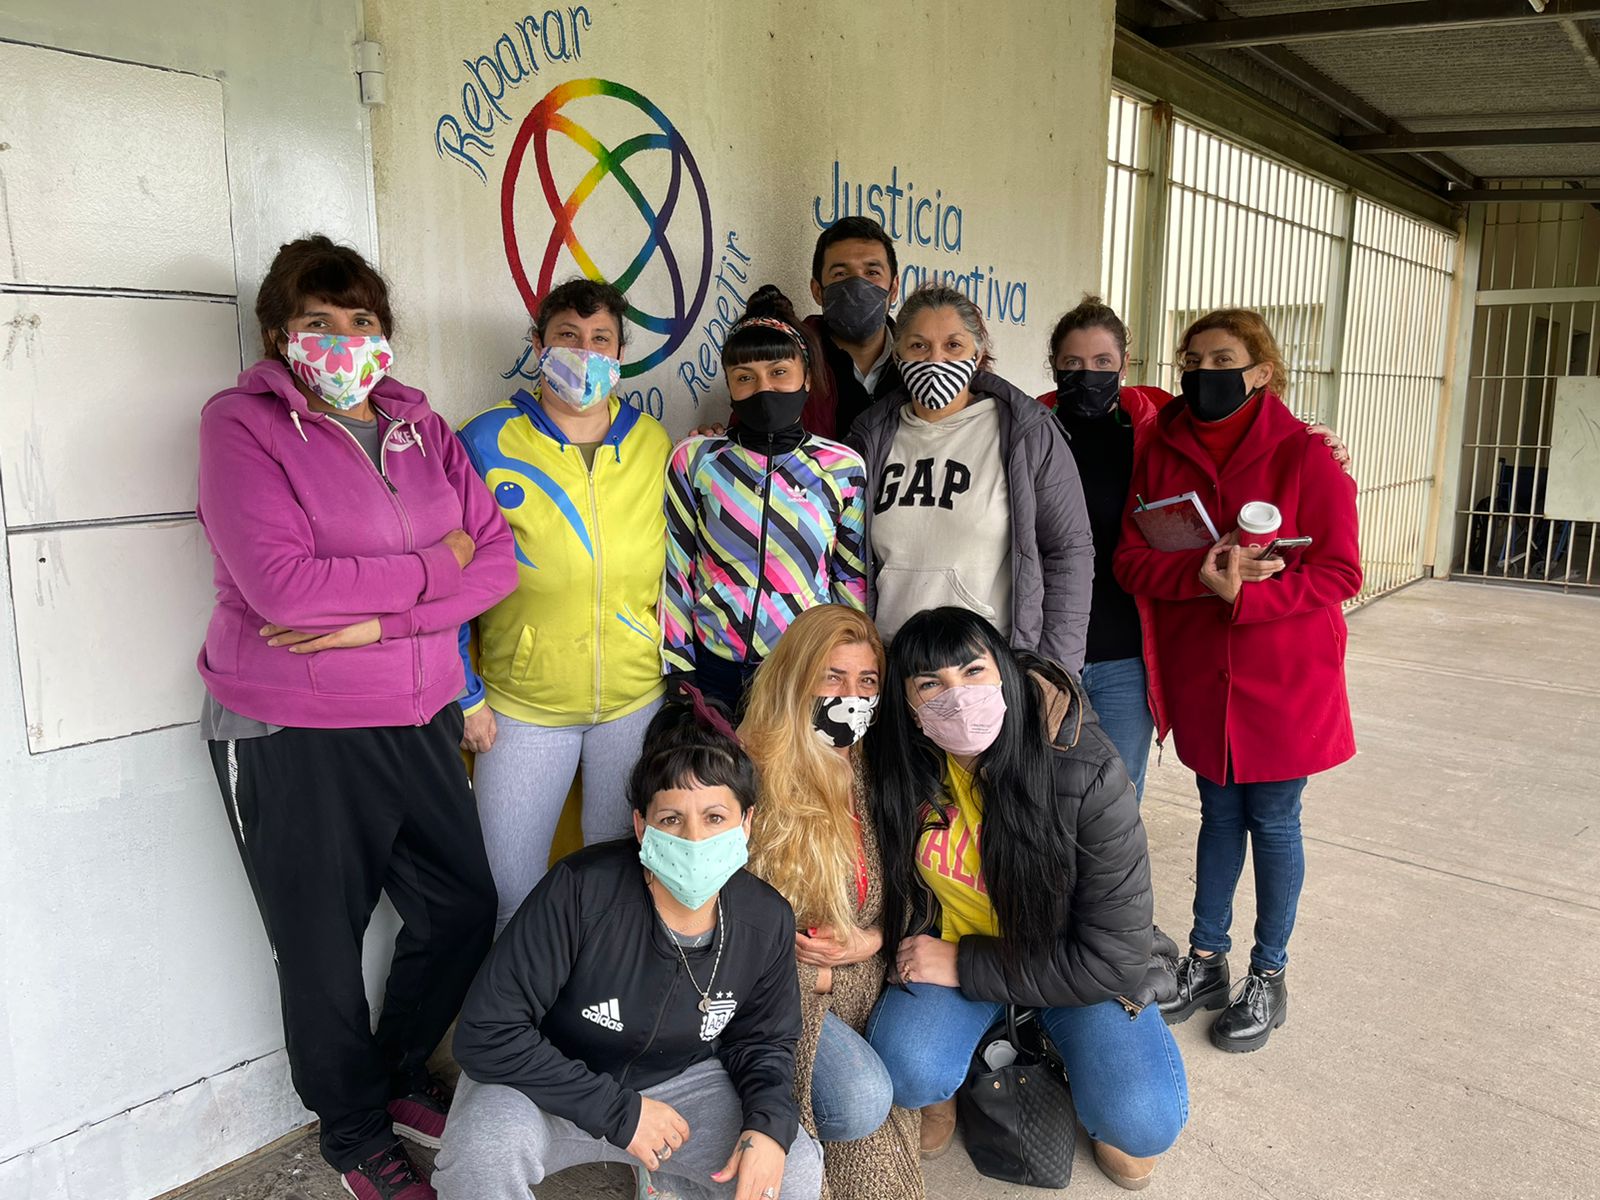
left=170, top=580, right=1600, bottom=1200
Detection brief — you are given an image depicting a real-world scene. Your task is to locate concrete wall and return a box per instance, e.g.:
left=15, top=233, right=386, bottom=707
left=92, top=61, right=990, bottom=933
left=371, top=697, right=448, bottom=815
left=0, top=2, right=382, bottom=1196
left=365, top=0, right=1117, bottom=435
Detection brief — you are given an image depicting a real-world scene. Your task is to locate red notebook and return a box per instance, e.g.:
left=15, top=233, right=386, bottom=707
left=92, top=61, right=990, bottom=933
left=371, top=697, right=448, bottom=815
left=1132, top=492, right=1220, bottom=551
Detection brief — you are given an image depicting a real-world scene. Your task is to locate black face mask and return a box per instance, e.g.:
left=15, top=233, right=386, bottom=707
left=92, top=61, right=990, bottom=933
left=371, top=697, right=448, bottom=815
left=1053, top=369, right=1122, bottom=420
left=731, top=387, right=808, bottom=435
left=1181, top=366, right=1263, bottom=423
left=820, top=276, right=891, bottom=344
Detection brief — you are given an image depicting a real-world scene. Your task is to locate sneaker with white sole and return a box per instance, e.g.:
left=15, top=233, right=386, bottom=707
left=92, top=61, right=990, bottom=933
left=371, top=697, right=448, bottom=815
left=388, top=1078, right=450, bottom=1149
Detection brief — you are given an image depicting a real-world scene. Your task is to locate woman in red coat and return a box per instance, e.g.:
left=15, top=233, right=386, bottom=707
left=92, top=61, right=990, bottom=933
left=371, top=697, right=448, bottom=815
left=1113, top=308, right=1360, bottom=1054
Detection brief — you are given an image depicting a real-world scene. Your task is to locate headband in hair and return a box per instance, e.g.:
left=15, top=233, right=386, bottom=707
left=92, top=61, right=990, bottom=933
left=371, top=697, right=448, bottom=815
left=729, top=316, right=810, bottom=365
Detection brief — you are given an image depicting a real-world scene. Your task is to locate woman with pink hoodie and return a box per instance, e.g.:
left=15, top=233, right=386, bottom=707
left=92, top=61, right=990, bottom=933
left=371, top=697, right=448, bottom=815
left=195, top=235, right=517, bottom=1200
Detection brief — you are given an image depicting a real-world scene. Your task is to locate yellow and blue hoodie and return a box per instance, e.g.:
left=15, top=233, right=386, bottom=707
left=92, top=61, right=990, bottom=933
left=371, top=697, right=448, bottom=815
left=457, top=390, right=672, bottom=726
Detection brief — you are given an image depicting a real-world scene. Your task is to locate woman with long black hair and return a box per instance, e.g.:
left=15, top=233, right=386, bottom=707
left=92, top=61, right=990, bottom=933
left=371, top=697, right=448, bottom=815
left=863, top=607, right=1187, bottom=1191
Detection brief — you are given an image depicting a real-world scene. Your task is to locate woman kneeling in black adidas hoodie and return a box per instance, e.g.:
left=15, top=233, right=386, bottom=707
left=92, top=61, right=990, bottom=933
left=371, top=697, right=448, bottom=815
left=434, top=698, right=822, bottom=1200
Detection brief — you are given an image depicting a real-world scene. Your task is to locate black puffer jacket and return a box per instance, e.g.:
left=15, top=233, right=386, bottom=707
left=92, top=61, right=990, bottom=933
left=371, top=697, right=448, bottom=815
left=954, top=677, right=1154, bottom=1008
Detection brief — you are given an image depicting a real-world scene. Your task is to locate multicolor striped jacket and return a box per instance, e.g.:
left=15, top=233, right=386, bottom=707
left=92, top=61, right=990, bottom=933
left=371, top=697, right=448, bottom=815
left=661, top=433, right=868, bottom=672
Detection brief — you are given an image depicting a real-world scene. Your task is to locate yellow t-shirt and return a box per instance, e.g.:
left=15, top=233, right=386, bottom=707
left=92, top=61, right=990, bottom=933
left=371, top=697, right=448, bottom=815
left=916, top=756, right=999, bottom=942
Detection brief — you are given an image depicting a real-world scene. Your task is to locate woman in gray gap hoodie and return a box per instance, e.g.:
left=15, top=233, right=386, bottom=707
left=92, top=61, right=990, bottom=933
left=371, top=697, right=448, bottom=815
left=846, top=283, right=1094, bottom=674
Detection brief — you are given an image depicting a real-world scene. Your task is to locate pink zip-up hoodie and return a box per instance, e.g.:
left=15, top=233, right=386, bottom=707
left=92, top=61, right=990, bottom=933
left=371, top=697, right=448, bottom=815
left=196, top=358, right=518, bottom=729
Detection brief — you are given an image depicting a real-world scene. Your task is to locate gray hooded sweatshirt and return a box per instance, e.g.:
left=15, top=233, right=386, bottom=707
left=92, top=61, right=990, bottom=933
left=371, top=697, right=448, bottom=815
left=847, top=370, right=1095, bottom=674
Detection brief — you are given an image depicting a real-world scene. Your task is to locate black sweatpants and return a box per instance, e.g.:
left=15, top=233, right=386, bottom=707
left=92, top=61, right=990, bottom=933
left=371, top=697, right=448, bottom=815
left=209, top=703, right=496, bottom=1171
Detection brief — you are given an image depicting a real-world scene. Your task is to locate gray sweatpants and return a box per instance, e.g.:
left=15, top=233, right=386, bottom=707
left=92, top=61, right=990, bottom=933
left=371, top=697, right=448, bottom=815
left=433, top=1057, right=823, bottom=1200
left=474, top=700, right=661, bottom=932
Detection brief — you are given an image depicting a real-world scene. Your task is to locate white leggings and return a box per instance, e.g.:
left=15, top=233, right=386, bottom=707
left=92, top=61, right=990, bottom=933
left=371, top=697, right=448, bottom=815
left=472, top=700, right=661, bottom=932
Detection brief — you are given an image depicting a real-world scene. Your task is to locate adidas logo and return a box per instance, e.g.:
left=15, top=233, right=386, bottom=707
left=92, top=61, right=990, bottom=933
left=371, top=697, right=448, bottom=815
left=582, top=998, right=624, bottom=1032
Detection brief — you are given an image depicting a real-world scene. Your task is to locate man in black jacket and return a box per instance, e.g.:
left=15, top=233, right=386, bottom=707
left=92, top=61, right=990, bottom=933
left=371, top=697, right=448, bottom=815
left=798, top=216, right=904, bottom=441
left=433, top=709, right=823, bottom=1200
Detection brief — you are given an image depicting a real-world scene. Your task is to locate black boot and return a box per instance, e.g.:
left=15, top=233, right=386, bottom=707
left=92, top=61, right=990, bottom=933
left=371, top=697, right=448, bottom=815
left=1159, top=950, right=1230, bottom=1025
left=1210, top=967, right=1288, bottom=1053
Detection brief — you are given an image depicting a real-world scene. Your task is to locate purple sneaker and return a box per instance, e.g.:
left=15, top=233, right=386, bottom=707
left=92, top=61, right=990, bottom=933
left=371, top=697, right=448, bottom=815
left=341, top=1141, right=435, bottom=1200
left=388, top=1078, right=450, bottom=1149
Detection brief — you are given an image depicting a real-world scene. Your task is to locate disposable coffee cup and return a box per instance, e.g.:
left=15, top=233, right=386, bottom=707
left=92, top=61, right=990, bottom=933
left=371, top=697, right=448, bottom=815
left=1237, top=501, right=1282, bottom=548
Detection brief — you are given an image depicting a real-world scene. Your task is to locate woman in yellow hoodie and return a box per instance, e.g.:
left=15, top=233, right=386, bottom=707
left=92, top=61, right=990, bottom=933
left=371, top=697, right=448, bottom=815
left=458, top=279, right=673, bottom=931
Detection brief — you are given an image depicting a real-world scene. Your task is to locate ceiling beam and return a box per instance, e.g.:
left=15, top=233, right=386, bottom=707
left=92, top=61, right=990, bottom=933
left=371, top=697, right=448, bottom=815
left=1347, top=126, right=1600, bottom=152
left=1142, top=1, right=1600, bottom=51
left=1449, top=188, right=1600, bottom=202
left=1146, top=0, right=1477, bottom=189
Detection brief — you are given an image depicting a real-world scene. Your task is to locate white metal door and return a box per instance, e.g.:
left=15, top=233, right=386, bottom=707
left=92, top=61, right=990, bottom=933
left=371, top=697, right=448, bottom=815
left=0, top=42, right=239, bottom=752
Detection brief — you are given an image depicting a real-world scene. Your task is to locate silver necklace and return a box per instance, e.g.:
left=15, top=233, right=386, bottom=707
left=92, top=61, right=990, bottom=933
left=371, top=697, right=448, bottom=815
left=652, top=889, right=726, bottom=1013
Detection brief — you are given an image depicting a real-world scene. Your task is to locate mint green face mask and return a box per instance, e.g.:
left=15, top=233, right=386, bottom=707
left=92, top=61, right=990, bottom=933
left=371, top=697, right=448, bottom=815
left=639, top=823, right=749, bottom=910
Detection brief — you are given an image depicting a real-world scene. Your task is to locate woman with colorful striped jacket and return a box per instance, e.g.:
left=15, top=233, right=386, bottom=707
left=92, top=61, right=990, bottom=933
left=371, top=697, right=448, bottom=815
left=661, top=286, right=869, bottom=713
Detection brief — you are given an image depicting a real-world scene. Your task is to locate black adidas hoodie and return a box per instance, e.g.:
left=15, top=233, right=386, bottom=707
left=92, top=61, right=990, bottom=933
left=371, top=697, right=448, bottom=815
left=453, top=839, right=802, bottom=1150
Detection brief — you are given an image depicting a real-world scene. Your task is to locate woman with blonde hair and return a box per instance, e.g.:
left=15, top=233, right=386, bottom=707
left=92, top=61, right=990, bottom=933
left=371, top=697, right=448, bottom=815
left=741, top=604, right=923, bottom=1200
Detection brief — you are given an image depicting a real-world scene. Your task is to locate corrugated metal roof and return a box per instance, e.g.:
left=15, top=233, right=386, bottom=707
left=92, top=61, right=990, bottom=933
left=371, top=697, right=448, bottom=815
left=1293, top=23, right=1600, bottom=121
left=1132, top=2, right=1600, bottom=183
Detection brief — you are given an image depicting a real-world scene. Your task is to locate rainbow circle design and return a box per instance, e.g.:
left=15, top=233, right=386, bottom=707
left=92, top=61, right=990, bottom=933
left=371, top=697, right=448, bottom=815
left=500, top=79, right=714, bottom=377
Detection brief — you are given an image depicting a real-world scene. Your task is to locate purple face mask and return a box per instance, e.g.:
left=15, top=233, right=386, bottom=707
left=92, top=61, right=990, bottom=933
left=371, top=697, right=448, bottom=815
left=913, top=684, right=1007, bottom=756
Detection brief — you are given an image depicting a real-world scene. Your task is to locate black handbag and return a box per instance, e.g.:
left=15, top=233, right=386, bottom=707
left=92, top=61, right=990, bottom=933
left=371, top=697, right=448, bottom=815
left=956, top=1006, right=1077, bottom=1188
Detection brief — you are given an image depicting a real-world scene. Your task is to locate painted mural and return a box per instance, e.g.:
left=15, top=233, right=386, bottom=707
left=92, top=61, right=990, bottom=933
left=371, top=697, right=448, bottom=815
left=382, top=2, right=1102, bottom=437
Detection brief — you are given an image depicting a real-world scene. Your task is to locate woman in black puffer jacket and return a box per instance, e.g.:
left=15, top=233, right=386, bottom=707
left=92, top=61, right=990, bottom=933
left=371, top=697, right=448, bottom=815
left=863, top=607, right=1188, bottom=1191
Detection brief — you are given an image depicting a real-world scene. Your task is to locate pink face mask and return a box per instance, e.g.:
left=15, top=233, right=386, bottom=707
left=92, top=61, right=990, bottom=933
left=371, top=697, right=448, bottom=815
left=913, top=684, right=1008, bottom=757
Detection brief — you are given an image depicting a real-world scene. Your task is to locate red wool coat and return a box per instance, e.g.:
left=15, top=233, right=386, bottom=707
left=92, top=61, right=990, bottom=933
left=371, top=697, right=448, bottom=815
left=1112, top=392, right=1361, bottom=785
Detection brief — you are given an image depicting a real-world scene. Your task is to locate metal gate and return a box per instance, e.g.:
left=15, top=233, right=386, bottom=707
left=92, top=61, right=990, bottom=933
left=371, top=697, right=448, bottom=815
left=1454, top=195, right=1600, bottom=591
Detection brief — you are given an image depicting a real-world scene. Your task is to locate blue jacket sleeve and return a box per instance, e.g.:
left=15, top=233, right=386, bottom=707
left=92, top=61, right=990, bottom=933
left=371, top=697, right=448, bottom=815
left=458, top=621, right=487, bottom=715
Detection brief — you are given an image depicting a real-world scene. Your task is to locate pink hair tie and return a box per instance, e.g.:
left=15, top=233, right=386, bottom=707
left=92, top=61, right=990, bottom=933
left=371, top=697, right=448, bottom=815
left=683, top=683, right=740, bottom=743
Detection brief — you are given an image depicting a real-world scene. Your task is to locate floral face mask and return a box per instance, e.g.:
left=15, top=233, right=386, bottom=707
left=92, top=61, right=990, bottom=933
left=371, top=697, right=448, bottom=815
left=282, top=331, right=394, bottom=410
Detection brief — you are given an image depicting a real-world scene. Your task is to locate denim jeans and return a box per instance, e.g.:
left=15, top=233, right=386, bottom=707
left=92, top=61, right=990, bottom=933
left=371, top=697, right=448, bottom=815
left=1190, top=773, right=1309, bottom=972
left=864, top=984, right=1188, bottom=1159
left=1080, top=656, right=1155, bottom=802
left=810, top=1011, right=894, bottom=1142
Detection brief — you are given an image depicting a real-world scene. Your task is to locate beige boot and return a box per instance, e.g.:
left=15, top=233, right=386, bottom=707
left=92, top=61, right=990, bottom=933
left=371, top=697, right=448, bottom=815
left=918, top=1098, right=957, bottom=1159
left=1093, top=1140, right=1159, bottom=1190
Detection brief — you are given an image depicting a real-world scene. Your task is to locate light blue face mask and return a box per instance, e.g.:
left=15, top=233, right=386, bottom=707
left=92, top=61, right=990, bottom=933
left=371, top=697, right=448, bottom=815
left=639, top=823, right=749, bottom=911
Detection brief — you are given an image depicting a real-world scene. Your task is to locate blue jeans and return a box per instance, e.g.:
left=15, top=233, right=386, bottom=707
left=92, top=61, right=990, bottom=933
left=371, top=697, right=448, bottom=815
left=1081, top=657, right=1155, bottom=802
left=1190, top=773, right=1308, bottom=972
left=810, top=1012, right=894, bottom=1142
left=864, top=984, right=1188, bottom=1158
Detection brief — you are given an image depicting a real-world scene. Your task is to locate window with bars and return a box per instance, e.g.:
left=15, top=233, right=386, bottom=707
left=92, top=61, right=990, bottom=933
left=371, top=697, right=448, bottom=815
left=1099, top=91, right=1459, bottom=604
left=1102, top=91, right=1151, bottom=373
left=1455, top=191, right=1600, bottom=590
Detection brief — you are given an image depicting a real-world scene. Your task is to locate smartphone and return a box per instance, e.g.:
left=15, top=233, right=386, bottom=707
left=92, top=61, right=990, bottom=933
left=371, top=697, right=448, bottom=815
left=1261, top=535, right=1313, bottom=559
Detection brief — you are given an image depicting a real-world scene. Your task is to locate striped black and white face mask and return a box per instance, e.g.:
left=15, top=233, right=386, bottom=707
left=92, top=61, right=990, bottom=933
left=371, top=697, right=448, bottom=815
left=897, top=355, right=979, bottom=411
